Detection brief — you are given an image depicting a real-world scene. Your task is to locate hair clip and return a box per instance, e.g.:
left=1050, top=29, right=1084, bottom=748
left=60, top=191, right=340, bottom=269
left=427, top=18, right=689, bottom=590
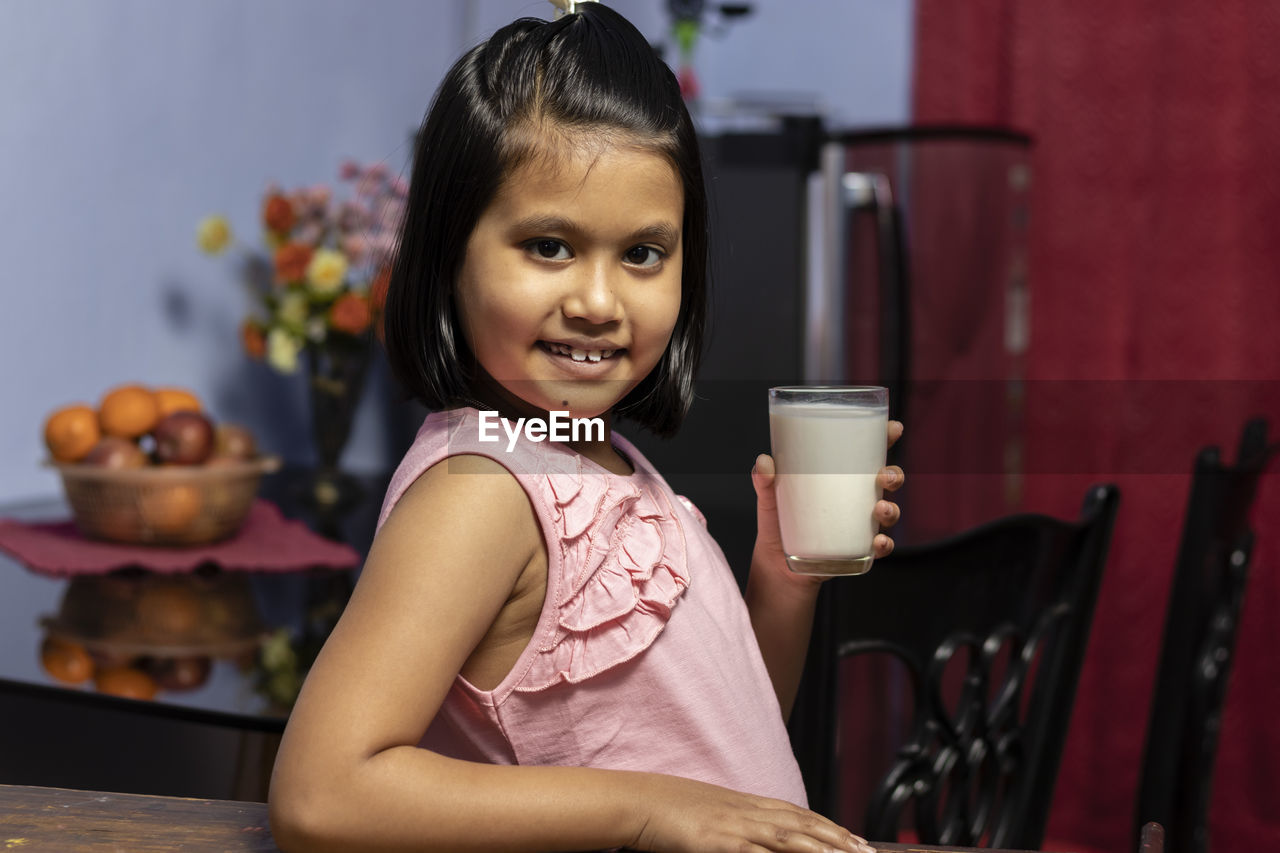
left=550, top=0, right=599, bottom=18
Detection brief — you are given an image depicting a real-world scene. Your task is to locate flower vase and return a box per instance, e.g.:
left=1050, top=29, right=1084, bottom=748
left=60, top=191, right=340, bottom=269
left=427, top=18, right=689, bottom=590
left=304, top=333, right=371, bottom=511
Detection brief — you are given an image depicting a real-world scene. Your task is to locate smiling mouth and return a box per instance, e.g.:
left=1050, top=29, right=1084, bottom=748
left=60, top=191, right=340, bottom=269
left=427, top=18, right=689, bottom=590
left=539, top=342, right=622, bottom=363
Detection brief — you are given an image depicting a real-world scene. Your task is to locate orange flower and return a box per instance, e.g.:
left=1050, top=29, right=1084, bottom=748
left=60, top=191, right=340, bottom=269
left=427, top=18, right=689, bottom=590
left=329, top=292, right=371, bottom=336
left=241, top=320, right=267, bottom=360
left=274, top=243, right=314, bottom=284
left=262, top=193, right=296, bottom=234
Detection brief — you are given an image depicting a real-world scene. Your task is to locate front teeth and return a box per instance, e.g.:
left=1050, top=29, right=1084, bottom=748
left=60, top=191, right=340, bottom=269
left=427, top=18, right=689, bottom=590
left=547, top=343, right=616, bottom=362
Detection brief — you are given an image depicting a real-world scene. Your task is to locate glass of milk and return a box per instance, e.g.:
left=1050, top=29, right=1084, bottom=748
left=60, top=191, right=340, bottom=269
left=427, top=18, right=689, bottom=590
left=768, top=386, right=888, bottom=576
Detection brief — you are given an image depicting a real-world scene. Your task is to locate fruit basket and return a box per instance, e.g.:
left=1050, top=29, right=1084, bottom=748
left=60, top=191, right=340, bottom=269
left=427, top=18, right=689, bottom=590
left=51, top=456, right=282, bottom=546
left=38, top=572, right=270, bottom=698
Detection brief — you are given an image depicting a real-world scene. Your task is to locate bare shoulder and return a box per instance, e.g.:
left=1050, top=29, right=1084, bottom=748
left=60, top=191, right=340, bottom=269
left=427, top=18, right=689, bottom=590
left=277, top=453, right=541, bottom=767
left=378, top=452, right=541, bottom=561
left=362, top=452, right=543, bottom=631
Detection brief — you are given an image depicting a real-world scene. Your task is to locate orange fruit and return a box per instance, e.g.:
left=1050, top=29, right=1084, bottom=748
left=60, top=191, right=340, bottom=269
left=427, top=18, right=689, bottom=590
left=153, top=387, right=202, bottom=417
left=43, top=404, right=102, bottom=462
left=95, top=666, right=159, bottom=700
left=137, top=483, right=203, bottom=537
left=40, top=636, right=95, bottom=685
left=99, top=384, right=160, bottom=439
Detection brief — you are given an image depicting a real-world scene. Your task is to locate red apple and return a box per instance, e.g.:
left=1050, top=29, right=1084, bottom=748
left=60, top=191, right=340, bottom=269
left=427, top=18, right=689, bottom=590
left=153, top=411, right=216, bottom=465
left=82, top=436, right=148, bottom=469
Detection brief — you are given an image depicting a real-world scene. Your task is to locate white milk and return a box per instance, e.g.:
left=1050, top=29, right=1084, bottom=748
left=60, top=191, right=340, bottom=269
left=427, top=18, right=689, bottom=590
left=769, top=402, right=887, bottom=575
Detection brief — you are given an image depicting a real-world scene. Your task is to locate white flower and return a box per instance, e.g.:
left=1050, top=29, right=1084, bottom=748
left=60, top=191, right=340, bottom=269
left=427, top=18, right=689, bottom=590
left=306, top=248, right=349, bottom=295
left=266, top=327, right=302, bottom=374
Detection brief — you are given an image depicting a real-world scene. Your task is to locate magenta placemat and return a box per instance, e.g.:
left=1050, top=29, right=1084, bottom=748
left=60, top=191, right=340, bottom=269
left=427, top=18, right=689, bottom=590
left=0, top=500, right=361, bottom=577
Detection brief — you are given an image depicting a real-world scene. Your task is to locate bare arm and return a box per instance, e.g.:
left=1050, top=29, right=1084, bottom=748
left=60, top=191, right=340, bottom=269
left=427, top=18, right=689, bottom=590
left=269, top=453, right=872, bottom=853
left=746, top=422, right=904, bottom=719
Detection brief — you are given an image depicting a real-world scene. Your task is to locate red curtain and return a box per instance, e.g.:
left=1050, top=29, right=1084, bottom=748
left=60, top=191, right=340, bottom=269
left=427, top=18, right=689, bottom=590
left=913, top=2, right=1280, bottom=851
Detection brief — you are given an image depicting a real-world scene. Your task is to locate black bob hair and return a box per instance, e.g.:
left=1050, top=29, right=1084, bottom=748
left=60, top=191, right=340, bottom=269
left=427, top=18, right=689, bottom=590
left=383, top=3, right=708, bottom=437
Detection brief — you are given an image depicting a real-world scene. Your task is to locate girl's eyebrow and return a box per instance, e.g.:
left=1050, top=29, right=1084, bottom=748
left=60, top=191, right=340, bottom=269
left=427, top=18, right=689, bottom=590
left=631, top=222, right=682, bottom=246
left=512, top=214, right=681, bottom=247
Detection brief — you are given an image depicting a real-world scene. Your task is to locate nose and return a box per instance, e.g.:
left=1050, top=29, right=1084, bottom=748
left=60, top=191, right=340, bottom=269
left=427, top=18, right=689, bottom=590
left=561, top=260, right=622, bottom=324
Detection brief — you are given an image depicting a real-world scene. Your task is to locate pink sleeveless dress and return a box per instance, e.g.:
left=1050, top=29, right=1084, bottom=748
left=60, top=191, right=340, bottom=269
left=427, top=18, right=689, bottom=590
left=377, top=407, right=808, bottom=806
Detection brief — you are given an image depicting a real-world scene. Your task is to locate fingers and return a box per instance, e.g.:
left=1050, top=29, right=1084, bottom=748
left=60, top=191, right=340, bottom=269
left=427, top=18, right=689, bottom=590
left=632, top=775, right=875, bottom=853
left=872, top=497, right=900, bottom=558
left=887, top=419, right=904, bottom=448
left=759, top=448, right=902, bottom=566
left=752, top=453, right=776, bottom=484
left=876, top=426, right=904, bottom=561
left=850, top=834, right=876, bottom=853
left=749, top=454, right=789, bottom=564
left=752, top=454, right=779, bottom=515
left=740, top=805, right=874, bottom=853
left=874, top=498, right=900, bottom=528
left=877, top=465, right=904, bottom=492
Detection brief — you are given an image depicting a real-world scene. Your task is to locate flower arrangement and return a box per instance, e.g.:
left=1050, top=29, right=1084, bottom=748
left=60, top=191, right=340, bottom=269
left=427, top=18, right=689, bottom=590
left=196, top=160, right=407, bottom=374
left=198, top=161, right=408, bottom=505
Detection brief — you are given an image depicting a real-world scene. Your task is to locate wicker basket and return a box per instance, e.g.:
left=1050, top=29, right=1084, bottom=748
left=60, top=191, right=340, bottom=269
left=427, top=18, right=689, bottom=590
left=52, top=456, right=282, bottom=546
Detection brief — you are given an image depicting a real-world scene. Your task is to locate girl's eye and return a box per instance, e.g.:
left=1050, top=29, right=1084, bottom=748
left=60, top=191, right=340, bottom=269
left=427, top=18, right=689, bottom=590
left=528, top=239, right=571, bottom=261
left=624, top=245, right=664, bottom=268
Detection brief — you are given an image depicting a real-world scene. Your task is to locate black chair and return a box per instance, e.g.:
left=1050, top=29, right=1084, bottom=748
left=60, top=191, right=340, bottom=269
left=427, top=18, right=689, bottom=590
left=1133, top=418, right=1275, bottom=853
left=789, top=483, right=1121, bottom=849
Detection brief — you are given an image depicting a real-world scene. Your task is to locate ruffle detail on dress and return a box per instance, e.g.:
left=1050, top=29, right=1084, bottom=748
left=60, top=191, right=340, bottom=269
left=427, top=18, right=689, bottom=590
left=516, top=457, right=690, bottom=692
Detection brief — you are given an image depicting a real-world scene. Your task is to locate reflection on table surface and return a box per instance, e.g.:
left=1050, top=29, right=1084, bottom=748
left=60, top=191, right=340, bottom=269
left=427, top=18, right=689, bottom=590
left=0, top=469, right=386, bottom=722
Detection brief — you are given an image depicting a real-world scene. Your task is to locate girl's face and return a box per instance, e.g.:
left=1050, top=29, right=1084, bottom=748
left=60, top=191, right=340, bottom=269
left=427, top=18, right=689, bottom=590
left=455, top=139, right=684, bottom=424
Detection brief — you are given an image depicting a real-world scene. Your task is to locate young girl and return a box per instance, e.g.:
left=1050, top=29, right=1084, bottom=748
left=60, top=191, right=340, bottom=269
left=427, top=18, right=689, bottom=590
left=269, top=5, right=903, bottom=851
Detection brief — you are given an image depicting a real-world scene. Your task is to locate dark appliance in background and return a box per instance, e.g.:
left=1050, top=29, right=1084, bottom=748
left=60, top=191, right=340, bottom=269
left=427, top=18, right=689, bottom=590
left=812, top=126, right=1034, bottom=543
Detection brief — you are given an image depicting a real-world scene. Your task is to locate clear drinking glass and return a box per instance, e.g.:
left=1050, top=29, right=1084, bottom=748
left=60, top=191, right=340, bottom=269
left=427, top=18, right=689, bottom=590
left=768, top=386, right=889, bottom=576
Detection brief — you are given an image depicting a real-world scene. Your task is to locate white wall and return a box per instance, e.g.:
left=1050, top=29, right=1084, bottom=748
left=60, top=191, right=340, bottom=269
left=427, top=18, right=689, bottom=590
left=0, top=0, right=911, bottom=505
left=0, top=0, right=457, bottom=502
left=461, top=0, right=913, bottom=127
left=681, top=0, right=913, bottom=129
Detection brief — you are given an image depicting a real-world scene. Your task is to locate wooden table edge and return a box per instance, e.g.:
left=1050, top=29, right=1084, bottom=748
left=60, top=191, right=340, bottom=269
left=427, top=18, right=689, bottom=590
left=0, top=783, right=1048, bottom=852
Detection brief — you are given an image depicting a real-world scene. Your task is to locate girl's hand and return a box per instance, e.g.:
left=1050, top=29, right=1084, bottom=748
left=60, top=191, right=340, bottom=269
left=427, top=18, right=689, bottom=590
left=752, top=420, right=905, bottom=582
left=630, top=773, right=876, bottom=853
